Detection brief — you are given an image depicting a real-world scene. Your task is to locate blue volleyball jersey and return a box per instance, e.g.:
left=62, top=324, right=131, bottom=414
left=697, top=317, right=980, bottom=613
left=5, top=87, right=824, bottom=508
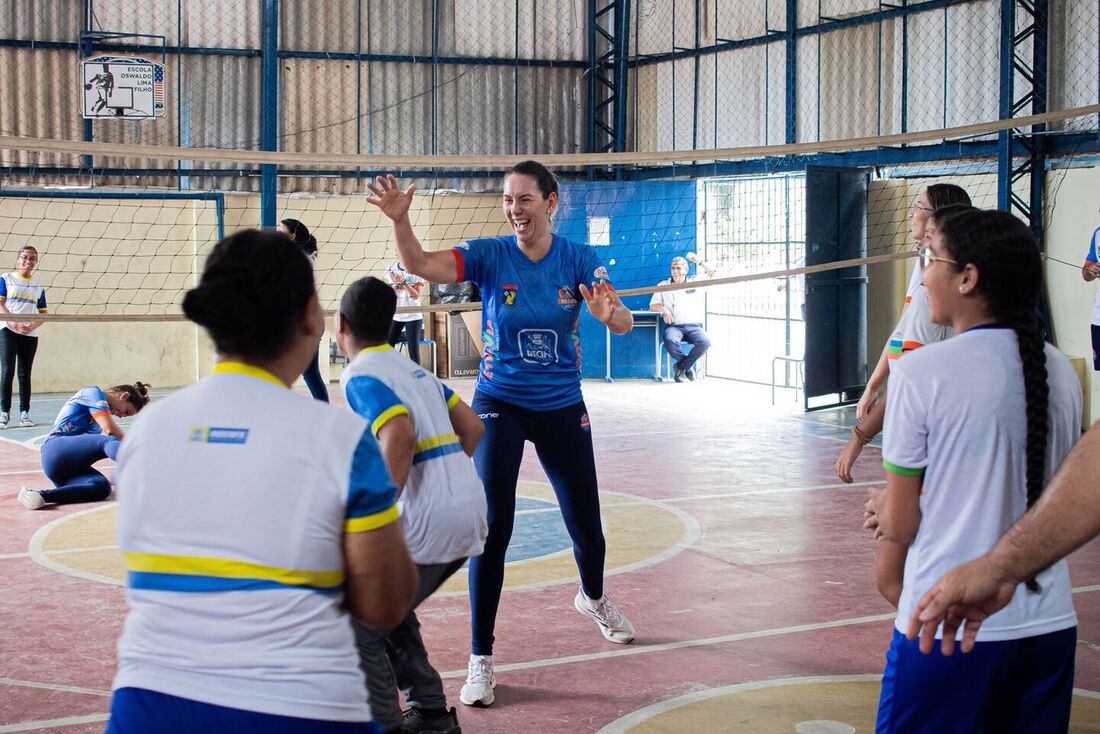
left=48, top=386, right=111, bottom=438
left=452, top=235, right=609, bottom=410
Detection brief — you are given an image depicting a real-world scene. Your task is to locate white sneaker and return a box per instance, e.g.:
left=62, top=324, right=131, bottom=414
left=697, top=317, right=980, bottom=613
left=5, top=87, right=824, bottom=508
left=0, top=412, right=8, bottom=428
left=18, top=487, right=45, bottom=510
left=18, top=411, right=33, bottom=428
left=574, top=588, right=635, bottom=644
left=459, top=654, right=495, bottom=707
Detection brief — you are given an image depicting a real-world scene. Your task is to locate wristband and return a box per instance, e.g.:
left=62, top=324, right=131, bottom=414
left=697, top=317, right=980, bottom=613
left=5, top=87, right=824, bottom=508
left=852, top=425, right=872, bottom=446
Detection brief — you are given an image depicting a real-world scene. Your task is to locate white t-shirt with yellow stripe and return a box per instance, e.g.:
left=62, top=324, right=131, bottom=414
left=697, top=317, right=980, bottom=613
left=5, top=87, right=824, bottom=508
left=113, top=362, right=399, bottom=723
left=341, top=345, right=487, bottom=565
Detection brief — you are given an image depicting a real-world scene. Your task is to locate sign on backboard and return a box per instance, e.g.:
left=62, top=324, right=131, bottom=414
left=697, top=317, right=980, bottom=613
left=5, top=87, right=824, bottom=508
left=81, top=55, right=166, bottom=119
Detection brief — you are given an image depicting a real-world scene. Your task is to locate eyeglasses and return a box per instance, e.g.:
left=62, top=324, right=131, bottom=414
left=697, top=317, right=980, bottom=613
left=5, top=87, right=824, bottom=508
left=909, top=201, right=934, bottom=213
left=919, top=250, right=958, bottom=269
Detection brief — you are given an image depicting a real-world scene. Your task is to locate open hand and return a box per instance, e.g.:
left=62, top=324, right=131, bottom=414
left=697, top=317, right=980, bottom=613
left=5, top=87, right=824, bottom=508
left=835, top=435, right=863, bottom=484
left=366, top=174, right=416, bottom=222
left=905, top=556, right=1017, bottom=655
left=579, top=281, right=621, bottom=325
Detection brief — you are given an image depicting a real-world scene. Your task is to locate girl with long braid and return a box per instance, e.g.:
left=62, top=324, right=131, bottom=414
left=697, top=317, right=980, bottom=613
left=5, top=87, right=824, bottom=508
left=867, top=209, right=1081, bottom=733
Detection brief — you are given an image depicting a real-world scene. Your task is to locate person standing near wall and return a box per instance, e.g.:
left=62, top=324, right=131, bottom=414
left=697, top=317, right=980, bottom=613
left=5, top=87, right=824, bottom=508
left=385, top=261, right=426, bottom=366
left=1082, top=224, right=1100, bottom=371
left=649, top=252, right=717, bottom=382
left=0, top=245, right=47, bottom=428
left=278, top=218, right=330, bottom=402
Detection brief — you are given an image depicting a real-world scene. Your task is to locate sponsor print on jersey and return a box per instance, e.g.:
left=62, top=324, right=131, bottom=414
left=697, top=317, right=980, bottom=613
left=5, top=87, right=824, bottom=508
left=519, top=329, right=558, bottom=366
left=557, top=286, right=577, bottom=311
left=189, top=426, right=250, bottom=444
left=503, top=284, right=518, bottom=306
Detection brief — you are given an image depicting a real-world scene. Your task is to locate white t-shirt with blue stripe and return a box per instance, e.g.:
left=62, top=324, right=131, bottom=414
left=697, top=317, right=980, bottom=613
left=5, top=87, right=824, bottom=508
left=0, top=271, right=47, bottom=337
left=113, top=362, right=399, bottom=722
left=341, top=345, right=487, bottom=565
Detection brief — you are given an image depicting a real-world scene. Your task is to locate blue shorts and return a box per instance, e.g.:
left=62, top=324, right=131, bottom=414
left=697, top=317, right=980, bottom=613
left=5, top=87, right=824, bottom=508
left=106, top=687, right=383, bottom=734
left=876, top=626, right=1076, bottom=734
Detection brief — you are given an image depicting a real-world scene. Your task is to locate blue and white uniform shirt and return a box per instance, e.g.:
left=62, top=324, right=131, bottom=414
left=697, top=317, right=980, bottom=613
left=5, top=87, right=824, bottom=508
left=452, top=234, right=609, bottom=410
left=48, top=386, right=110, bottom=438
left=1086, top=227, right=1100, bottom=326
left=0, top=271, right=47, bottom=337
left=112, top=362, right=399, bottom=723
left=341, top=345, right=487, bottom=565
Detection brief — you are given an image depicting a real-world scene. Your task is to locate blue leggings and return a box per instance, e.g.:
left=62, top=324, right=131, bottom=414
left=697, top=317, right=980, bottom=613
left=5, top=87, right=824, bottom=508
left=39, top=433, right=120, bottom=505
left=302, top=346, right=329, bottom=402
left=468, top=392, right=606, bottom=656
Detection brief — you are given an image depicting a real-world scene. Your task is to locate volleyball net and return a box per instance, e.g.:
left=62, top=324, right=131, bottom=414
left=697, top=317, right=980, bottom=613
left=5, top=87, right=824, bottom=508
left=0, top=105, right=1097, bottom=389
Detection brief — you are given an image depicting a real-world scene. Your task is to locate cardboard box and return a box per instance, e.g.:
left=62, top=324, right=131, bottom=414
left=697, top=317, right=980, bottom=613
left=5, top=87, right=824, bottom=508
left=434, top=310, right=483, bottom=379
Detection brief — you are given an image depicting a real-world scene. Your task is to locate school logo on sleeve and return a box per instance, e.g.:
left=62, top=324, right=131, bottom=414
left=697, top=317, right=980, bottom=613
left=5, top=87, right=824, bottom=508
left=557, top=286, right=577, bottom=311
left=518, top=329, right=558, bottom=366
left=593, top=266, right=610, bottom=281
left=503, top=284, right=518, bottom=306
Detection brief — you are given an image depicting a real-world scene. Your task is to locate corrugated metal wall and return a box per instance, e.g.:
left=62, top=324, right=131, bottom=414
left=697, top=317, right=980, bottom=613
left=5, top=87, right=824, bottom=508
left=0, top=0, right=1096, bottom=188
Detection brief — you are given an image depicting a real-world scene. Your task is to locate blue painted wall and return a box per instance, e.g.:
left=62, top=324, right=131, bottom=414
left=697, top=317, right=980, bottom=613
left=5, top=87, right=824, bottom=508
left=554, top=180, right=698, bottom=380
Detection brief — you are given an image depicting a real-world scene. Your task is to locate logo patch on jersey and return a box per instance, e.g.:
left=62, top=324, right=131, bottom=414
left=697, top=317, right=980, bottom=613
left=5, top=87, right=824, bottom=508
left=557, top=286, right=577, bottom=311
left=594, top=266, right=610, bottom=281
left=503, top=284, right=518, bottom=306
left=518, top=329, right=558, bottom=366
left=189, top=426, right=249, bottom=444
left=414, top=369, right=428, bottom=379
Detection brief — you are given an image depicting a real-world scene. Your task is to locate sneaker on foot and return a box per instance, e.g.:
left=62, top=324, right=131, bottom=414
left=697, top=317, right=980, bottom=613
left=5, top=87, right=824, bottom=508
left=18, top=487, right=45, bottom=510
left=401, top=706, right=462, bottom=734
left=0, top=411, right=8, bottom=428
left=685, top=367, right=696, bottom=382
left=18, top=411, right=33, bottom=427
left=574, top=588, right=635, bottom=644
left=459, top=655, right=495, bottom=707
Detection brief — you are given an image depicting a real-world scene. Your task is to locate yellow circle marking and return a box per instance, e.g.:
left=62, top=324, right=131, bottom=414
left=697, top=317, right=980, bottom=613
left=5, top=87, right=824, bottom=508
left=597, top=676, right=1100, bottom=734
left=28, top=480, right=698, bottom=595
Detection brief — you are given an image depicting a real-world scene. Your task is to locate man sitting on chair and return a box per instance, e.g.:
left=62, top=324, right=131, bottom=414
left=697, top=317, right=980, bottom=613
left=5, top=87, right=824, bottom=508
left=649, top=252, right=717, bottom=383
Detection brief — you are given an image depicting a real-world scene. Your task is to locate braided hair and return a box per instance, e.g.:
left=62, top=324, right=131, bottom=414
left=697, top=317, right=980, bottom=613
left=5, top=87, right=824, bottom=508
left=938, top=209, right=1048, bottom=591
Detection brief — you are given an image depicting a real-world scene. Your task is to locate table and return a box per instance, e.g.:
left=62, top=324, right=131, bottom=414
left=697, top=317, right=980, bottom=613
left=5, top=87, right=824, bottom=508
left=605, top=310, right=666, bottom=383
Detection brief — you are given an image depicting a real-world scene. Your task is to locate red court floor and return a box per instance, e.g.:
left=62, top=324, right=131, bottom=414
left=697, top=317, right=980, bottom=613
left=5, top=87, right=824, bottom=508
left=2, top=378, right=1098, bottom=733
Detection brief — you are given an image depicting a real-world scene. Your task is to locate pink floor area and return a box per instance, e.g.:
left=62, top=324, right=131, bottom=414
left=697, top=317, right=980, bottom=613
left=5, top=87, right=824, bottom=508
left=1, top=378, right=1098, bottom=733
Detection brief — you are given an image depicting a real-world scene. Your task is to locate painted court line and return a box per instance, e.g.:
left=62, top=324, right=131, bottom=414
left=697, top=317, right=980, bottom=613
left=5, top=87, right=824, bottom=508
left=0, top=714, right=110, bottom=733
left=595, top=674, right=882, bottom=734
left=439, top=613, right=898, bottom=678
left=0, top=677, right=110, bottom=697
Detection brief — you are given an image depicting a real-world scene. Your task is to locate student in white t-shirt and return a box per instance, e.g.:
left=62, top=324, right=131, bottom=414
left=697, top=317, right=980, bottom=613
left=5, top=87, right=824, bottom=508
left=105, top=230, right=418, bottom=734
left=336, top=276, right=486, bottom=734
left=866, top=209, right=1081, bottom=734
left=835, top=185, right=972, bottom=484
left=386, top=261, right=426, bottom=366
left=0, top=245, right=48, bottom=428
left=1082, top=225, right=1100, bottom=370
